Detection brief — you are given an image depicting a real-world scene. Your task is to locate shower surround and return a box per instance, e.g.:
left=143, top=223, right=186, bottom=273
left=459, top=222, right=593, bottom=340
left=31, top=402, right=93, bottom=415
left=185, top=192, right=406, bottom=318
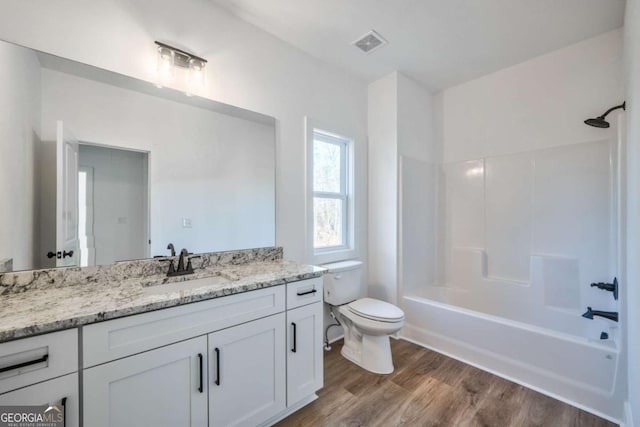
left=400, top=137, right=623, bottom=421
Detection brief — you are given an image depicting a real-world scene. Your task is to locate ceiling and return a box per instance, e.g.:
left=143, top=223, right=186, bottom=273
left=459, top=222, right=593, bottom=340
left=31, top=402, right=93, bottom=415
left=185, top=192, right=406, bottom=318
left=211, top=0, right=625, bottom=91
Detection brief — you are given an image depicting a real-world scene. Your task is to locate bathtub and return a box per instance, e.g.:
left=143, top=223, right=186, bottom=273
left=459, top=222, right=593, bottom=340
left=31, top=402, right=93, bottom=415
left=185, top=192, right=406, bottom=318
left=401, top=294, right=624, bottom=423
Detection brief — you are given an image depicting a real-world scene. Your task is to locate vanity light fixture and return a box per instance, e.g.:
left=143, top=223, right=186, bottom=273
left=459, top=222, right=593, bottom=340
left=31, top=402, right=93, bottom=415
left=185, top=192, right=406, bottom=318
left=154, top=41, right=208, bottom=95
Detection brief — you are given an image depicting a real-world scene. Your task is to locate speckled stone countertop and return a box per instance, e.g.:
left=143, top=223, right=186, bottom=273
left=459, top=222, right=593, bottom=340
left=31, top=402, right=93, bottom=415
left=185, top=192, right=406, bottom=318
left=0, top=255, right=324, bottom=343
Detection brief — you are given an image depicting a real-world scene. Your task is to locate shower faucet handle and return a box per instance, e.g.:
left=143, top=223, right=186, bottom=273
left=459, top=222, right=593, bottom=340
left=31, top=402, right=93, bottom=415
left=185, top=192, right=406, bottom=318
left=590, top=277, right=618, bottom=300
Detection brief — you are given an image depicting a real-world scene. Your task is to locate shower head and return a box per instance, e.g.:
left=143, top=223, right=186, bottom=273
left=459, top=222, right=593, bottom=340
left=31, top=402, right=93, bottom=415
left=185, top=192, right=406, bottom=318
left=584, top=117, right=610, bottom=128
left=584, top=102, right=626, bottom=128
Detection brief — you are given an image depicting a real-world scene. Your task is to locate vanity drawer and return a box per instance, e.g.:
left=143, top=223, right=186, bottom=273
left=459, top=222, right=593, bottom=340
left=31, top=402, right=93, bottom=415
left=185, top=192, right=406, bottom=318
left=83, top=285, right=285, bottom=368
left=0, top=329, right=78, bottom=394
left=286, top=278, right=323, bottom=309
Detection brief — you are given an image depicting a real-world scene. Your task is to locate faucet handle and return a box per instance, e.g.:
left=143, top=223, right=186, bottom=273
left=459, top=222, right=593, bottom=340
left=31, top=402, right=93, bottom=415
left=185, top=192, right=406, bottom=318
left=186, top=255, right=201, bottom=272
left=159, top=258, right=176, bottom=274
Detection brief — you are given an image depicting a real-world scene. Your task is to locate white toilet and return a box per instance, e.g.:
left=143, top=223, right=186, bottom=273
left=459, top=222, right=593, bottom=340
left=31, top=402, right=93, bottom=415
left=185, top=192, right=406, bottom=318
left=323, top=260, right=404, bottom=374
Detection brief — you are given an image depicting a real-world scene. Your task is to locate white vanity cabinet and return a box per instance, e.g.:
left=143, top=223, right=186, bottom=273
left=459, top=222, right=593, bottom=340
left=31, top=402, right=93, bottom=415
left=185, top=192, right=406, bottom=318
left=0, top=329, right=79, bottom=427
left=80, top=283, right=299, bottom=427
left=286, top=301, right=323, bottom=407
left=208, top=313, right=286, bottom=427
left=83, top=336, right=208, bottom=427
left=0, top=374, right=79, bottom=427
left=284, top=277, right=323, bottom=409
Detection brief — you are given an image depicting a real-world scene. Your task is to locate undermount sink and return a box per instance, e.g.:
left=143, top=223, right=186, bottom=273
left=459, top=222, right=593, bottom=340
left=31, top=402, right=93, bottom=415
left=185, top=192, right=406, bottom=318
left=142, top=271, right=238, bottom=295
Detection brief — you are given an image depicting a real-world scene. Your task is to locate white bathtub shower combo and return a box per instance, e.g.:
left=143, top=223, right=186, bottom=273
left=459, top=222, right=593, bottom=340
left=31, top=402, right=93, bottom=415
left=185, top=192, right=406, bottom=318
left=399, top=128, right=625, bottom=421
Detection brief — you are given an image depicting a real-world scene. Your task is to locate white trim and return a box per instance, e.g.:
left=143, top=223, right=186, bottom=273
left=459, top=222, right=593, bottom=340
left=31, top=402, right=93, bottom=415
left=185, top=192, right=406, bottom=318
left=305, top=117, right=357, bottom=265
left=78, top=166, right=95, bottom=267
left=328, top=334, right=344, bottom=345
left=623, top=401, right=634, bottom=427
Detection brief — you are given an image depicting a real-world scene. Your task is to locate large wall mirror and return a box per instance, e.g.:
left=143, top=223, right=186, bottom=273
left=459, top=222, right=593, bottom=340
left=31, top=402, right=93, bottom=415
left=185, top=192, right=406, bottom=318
left=0, top=39, right=276, bottom=272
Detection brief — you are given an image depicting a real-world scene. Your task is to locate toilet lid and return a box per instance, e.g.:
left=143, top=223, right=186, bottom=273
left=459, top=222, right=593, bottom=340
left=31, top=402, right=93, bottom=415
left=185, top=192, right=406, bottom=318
left=348, top=298, right=405, bottom=322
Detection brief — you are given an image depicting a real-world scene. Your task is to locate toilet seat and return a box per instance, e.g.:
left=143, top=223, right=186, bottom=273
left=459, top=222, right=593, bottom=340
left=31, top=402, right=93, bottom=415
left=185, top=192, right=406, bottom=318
left=347, top=298, right=404, bottom=323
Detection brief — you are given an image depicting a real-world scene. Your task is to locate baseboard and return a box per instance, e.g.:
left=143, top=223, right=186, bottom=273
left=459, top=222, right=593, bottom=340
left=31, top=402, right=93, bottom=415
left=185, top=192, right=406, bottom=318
left=328, top=334, right=344, bottom=345
left=401, top=326, right=621, bottom=425
left=624, top=401, right=634, bottom=427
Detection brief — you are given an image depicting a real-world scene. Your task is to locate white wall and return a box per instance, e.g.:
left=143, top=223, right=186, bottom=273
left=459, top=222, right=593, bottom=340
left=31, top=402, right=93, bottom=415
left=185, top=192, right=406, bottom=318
left=437, top=29, right=625, bottom=290
left=624, top=0, right=640, bottom=424
left=442, top=29, right=624, bottom=163
left=397, top=74, right=438, bottom=297
left=40, top=68, right=276, bottom=256
left=0, top=42, right=41, bottom=271
left=368, top=71, right=438, bottom=305
left=368, top=73, right=399, bottom=304
left=0, top=0, right=368, bottom=265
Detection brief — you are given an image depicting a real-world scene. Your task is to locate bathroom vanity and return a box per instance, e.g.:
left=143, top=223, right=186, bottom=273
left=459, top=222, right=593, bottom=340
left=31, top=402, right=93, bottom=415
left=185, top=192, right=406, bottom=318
left=0, top=33, right=324, bottom=427
left=0, top=249, right=324, bottom=427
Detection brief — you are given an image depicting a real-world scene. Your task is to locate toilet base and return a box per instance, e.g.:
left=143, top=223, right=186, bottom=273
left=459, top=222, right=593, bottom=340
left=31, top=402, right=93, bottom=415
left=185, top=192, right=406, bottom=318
left=341, top=333, right=394, bottom=374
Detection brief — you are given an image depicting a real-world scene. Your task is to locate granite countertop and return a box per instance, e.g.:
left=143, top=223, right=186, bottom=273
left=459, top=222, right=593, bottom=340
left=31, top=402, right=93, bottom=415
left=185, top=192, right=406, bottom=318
left=0, top=260, right=324, bottom=343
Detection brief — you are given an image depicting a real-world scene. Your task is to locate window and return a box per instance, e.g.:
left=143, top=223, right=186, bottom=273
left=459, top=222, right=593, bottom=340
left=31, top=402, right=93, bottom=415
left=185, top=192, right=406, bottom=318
left=312, top=129, right=351, bottom=252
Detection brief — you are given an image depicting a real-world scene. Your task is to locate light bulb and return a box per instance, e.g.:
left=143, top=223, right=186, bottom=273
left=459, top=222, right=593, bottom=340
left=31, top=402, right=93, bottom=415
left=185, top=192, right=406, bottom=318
left=156, top=46, right=175, bottom=88
left=186, top=58, right=205, bottom=96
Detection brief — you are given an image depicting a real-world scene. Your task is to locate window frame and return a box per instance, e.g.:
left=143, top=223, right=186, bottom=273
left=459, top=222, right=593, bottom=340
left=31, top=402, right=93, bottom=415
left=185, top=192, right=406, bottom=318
left=312, top=131, right=349, bottom=252
left=306, top=117, right=356, bottom=263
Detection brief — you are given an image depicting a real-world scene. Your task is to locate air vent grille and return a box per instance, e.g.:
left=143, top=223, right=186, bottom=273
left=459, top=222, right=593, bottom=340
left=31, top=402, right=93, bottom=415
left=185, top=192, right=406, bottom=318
left=352, top=30, right=387, bottom=54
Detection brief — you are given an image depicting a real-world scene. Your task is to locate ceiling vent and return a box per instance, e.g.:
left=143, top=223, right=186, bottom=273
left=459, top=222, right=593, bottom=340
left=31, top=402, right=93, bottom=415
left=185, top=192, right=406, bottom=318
left=352, top=30, right=387, bottom=54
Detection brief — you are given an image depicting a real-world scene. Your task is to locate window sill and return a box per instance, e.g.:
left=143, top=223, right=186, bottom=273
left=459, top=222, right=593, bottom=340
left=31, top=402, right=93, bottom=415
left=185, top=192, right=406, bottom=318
left=311, top=247, right=357, bottom=266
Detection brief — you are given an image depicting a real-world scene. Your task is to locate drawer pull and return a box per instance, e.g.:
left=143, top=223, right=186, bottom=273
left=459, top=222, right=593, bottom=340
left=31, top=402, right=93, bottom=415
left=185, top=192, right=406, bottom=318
left=291, top=322, right=297, bottom=353
left=197, top=353, right=203, bottom=393
left=296, top=289, right=317, bottom=296
left=61, top=397, right=67, bottom=427
left=214, top=348, right=221, bottom=386
left=0, top=354, right=48, bottom=374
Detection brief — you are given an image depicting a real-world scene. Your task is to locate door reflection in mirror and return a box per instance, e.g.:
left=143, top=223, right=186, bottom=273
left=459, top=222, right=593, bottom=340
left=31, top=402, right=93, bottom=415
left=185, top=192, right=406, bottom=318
left=77, top=145, right=149, bottom=267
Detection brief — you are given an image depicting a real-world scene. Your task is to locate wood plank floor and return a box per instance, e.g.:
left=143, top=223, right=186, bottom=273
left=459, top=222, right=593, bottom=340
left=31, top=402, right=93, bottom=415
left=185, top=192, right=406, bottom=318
left=276, top=339, right=616, bottom=427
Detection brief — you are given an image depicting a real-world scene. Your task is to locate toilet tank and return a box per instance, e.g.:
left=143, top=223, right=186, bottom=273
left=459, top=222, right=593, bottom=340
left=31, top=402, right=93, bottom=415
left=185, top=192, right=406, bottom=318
left=322, top=260, right=363, bottom=305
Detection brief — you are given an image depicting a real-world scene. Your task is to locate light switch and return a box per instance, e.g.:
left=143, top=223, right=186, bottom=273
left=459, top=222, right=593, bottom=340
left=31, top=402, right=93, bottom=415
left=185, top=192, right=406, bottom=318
left=182, top=218, right=192, bottom=228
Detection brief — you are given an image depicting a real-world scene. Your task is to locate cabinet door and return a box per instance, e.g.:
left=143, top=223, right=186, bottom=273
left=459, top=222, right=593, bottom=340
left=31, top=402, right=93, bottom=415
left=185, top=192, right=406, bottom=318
left=286, top=302, right=324, bottom=406
left=208, top=313, right=285, bottom=427
left=83, top=336, right=207, bottom=427
left=0, top=373, right=79, bottom=427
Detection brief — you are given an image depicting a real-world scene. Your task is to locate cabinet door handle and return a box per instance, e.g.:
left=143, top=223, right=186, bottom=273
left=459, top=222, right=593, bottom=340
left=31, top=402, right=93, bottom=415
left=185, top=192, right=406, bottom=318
left=61, top=397, right=67, bottom=427
left=214, top=348, right=221, bottom=386
left=197, top=353, right=203, bottom=393
left=291, top=322, right=297, bottom=353
left=296, top=288, right=317, bottom=296
left=0, top=354, right=48, bottom=373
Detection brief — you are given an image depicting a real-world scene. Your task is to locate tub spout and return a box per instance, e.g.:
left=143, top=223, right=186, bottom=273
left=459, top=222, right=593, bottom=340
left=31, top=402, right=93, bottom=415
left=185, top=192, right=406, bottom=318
left=582, top=307, right=618, bottom=322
